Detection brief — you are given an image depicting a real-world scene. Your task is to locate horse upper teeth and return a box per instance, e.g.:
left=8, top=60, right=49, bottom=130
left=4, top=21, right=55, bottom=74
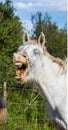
left=15, top=65, right=22, bottom=69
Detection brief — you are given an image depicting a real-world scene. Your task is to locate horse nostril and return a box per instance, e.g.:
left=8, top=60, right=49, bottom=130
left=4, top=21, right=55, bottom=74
left=13, top=53, right=28, bottom=61
left=22, top=53, right=28, bottom=60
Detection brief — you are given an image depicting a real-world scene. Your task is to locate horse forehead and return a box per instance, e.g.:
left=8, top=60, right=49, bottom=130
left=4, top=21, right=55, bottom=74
left=24, top=45, right=35, bottom=51
left=18, top=45, right=43, bottom=55
left=24, top=45, right=43, bottom=52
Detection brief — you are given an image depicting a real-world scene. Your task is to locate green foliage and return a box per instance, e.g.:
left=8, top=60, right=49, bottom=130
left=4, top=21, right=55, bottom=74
left=1, top=0, right=15, bottom=19
left=0, top=0, right=23, bottom=87
left=31, top=12, right=67, bottom=58
left=0, top=18, right=23, bottom=52
left=0, top=87, right=54, bottom=130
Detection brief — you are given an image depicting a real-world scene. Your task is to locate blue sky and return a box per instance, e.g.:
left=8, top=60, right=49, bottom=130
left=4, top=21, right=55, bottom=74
left=1, top=0, right=67, bottom=33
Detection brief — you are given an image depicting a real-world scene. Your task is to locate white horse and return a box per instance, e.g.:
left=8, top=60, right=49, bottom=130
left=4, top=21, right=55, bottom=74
left=13, top=32, right=67, bottom=130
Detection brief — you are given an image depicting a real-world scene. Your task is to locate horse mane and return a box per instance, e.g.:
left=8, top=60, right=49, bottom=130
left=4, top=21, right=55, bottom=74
left=43, top=47, right=67, bottom=70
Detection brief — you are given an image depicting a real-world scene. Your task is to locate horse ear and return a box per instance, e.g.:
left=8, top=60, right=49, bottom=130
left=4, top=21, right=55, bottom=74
left=23, top=33, right=29, bottom=44
left=38, top=32, right=45, bottom=48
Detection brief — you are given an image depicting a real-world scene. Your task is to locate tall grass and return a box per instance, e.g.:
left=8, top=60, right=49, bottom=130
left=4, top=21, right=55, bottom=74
left=0, top=85, right=54, bottom=130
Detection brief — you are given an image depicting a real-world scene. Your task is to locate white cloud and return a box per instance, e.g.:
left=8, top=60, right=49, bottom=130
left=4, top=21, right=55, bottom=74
left=14, top=2, right=33, bottom=9
left=14, top=0, right=67, bottom=11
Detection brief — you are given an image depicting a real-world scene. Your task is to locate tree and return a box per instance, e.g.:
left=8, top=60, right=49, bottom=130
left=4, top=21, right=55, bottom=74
left=0, top=0, right=23, bottom=52
left=0, top=0, right=23, bottom=87
left=3, top=0, right=15, bottom=19
left=31, top=12, right=67, bottom=58
left=0, top=2, right=4, bottom=15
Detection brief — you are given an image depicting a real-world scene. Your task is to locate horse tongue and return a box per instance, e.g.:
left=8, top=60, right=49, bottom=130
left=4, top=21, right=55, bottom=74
left=21, top=73, right=25, bottom=79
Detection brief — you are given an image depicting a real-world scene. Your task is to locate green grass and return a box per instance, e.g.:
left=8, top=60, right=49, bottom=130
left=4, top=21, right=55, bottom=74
left=0, top=87, right=54, bottom=130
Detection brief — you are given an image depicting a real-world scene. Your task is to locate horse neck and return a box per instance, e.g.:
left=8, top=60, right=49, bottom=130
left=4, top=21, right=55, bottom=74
left=38, top=55, right=61, bottom=86
left=35, top=55, right=66, bottom=106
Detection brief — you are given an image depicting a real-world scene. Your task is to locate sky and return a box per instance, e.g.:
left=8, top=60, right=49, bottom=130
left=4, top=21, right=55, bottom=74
left=0, top=0, right=67, bottom=33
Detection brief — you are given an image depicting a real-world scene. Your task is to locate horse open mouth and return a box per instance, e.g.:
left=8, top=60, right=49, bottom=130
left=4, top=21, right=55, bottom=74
left=15, top=61, right=29, bottom=82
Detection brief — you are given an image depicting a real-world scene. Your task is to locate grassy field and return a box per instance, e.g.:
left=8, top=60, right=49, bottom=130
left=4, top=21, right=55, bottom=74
left=0, top=84, right=54, bottom=130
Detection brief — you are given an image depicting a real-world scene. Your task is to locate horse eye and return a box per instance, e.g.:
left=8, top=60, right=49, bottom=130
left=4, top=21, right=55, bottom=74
left=33, top=49, right=40, bottom=55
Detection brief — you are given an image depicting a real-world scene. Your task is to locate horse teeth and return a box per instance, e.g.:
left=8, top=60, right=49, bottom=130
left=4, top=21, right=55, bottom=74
left=15, top=65, right=22, bottom=69
left=19, top=65, right=22, bottom=67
